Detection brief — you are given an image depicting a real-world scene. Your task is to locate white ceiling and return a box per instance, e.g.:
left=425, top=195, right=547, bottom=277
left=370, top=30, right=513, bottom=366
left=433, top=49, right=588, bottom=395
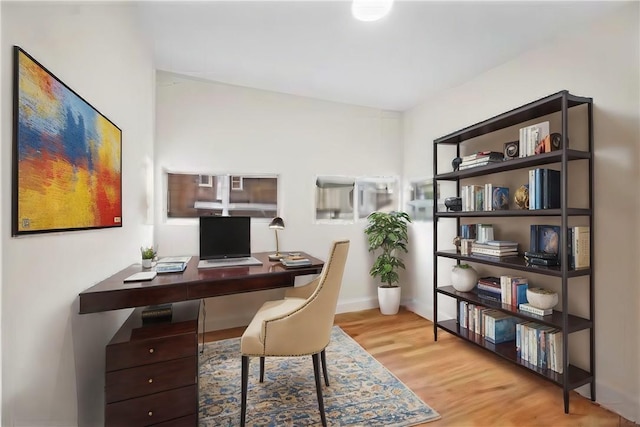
left=136, top=1, right=626, bottom=111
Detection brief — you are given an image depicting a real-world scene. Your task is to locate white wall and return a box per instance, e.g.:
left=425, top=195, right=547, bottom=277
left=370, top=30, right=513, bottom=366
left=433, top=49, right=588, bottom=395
left=154, top=72, right=403, bottom=329
left=1, top=3, right=155, bottom=426
left=403, top=3, right=640, bottom=421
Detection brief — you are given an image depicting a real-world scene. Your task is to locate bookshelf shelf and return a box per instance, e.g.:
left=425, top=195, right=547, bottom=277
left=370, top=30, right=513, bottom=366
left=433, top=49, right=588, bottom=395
left=437, top=319, right=593, bottom=389
left=432, top=90, right=594, bottom=414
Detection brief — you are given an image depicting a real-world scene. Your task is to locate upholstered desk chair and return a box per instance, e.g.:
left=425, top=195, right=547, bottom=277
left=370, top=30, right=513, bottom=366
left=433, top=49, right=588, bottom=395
left=240, top=239, right=350, bottom=427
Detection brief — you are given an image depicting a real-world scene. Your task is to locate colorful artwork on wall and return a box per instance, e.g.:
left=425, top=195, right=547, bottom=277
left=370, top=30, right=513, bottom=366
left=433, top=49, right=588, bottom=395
left=12, top=46, right=122, bottom=235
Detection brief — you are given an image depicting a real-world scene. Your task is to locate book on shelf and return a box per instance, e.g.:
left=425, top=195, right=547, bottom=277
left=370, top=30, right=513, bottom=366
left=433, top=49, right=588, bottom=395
left=460, top=224, right=477, bottom=239
left=475, top=224, right=494, bottom=243
left=542, top=169, right=560, bottom=209
left=525, top=256, right=560, bottom=267
left=470, top=252, right=519, bottom=262
left=461, top=151, right=504, bottom=162
left=484, top=311, right=518, bottom=344
left=519, top=303, right=553, bottom=316
left=501, top=276, right=528, bottom=307
left=572, top=226, right=590, bottom=269
left=519, top=121, right=550, bottom=158
left=485, top=240, right=518, bottom=248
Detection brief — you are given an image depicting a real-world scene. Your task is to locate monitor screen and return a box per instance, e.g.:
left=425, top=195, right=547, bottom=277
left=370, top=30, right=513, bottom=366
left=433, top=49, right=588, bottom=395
left=199, top=216, right=251, bottom=260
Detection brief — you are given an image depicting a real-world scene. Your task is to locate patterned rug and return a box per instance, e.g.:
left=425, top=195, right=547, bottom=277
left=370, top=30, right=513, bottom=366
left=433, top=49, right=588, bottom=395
left=199, top=326, right=440, bottom=426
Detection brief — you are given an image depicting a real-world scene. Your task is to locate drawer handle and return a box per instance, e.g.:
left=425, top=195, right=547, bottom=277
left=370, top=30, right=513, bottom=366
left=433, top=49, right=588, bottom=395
left=148, top=348, right=154, bottom=354
left=148, top=411, right=153, bottom=417
left=148, top=378, right=153, bottom=384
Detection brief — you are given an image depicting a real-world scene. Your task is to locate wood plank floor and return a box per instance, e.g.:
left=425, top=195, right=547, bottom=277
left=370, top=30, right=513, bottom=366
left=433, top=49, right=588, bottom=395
left=204, top=307, right=637, bottom=427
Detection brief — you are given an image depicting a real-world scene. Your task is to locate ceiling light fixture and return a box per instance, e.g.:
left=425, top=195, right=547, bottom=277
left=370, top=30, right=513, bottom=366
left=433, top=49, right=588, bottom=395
left=352, top=0, right=394, bottom=22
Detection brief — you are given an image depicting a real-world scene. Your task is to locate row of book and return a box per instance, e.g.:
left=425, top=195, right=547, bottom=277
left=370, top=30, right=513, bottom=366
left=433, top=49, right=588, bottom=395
left=475, top=275, right=528, bottom=307
left=458, top=151, right=504, bottom=170
left=458, top=302, right=564, bottom=374
left=517, top=322, right=564, bottom=374
left=527, top=168, right=560, bottom=210
left=519, top=121, right=553, bottom=158
left=458, top=302, right=517, bottom=344
left=460, top=184, right=509, bottom=212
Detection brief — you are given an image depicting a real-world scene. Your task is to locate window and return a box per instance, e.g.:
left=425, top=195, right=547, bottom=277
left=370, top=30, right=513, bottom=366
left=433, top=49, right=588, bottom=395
left=314, top=176, right=398, bottom=222
left=167, top=173, right=278, bottom=219
left=406, top=179, right=438, bottom=221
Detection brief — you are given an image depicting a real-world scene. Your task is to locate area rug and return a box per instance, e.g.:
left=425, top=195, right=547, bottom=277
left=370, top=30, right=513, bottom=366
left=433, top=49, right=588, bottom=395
left=199, top=326, right=440, bottom=426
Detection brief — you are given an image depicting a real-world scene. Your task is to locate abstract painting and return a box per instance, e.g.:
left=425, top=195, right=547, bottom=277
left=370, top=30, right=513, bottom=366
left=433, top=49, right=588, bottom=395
left=12, top=46, right=122, bottom=235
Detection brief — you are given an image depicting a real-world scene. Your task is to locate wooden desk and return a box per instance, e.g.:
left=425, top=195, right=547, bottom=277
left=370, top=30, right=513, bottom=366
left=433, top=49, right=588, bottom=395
left=79, top=251, right=324, bottom=314
left=80, top=251, right=324, bottom=426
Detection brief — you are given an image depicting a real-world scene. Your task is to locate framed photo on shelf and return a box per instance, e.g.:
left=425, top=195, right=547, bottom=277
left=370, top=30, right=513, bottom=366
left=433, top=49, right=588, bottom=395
left=12, top=46, right=122, bottom=236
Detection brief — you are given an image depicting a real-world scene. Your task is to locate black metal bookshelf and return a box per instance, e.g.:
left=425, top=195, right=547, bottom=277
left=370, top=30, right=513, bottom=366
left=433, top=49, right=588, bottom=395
left=432, top=90, right=594, bottom=414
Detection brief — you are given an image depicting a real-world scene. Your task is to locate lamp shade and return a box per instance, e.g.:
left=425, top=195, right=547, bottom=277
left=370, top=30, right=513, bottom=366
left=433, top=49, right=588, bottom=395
left=351, top=0, right=394, bottom=22
left=269, top=217, right=285, bottom=230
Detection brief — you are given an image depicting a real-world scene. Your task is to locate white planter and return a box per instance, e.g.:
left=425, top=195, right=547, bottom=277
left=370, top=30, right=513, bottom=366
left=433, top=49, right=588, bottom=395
left=142, top=259, right=153, bottom=269
left=378, top=286, right=401, bottom=315
left=451, top=265, right=478, bottom=292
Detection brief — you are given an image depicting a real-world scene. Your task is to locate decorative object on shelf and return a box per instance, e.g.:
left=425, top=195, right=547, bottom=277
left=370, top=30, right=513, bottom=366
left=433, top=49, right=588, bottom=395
left=140, top=246, right=157, bottom=269
left=365, top=211, right=411, bottom=315
left=444, top=196, right=462, bottom=212
left=268, top=217, right=285, bottom=261
left=503, top=140, right=519, bottom=159
left=526, top=287, right=559, bottom=310
left=453, top=236, right=461, bottom=252
left=514, top=185, right=529, bottom=209
left=549, top=133, right=565, bottom=151
left=452, top=157, right=462, bottom=171
left=450, top=263, right=478, bottom=292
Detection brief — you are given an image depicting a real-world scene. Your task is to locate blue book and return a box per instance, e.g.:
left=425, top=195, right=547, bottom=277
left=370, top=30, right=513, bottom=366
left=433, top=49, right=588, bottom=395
left=542, top=169, right=561, bottom=209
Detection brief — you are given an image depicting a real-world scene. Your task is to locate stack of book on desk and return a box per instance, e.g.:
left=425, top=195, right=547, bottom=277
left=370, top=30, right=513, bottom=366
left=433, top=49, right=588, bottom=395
left=281, top=255, right=311, bottom=268
left=156, top=256, right=191, bottom=273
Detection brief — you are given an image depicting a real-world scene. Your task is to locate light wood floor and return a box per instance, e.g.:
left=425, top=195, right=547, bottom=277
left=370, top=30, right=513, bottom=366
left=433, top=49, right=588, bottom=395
left=204, top=307, right=637, bottom=427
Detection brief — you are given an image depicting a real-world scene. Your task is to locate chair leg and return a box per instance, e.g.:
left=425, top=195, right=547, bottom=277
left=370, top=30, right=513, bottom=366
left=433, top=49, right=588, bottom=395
left=312, top=352, right=327, bottom=427
left=241, top=356, right=249, bottom=427
left=260, top=356, right=265, bottom=383
left=321, top=349, right=329, bottom=386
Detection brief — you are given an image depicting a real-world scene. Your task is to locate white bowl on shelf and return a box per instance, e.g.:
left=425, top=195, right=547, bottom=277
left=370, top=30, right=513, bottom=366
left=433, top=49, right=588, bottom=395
left=526, top=287, right=558, bottom=310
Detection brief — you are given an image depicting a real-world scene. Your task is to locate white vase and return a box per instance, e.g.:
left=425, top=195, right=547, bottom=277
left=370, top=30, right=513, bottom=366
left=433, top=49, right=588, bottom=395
left=451, top=265, right=478, bottom=292
left=378, top=286, right=401, bottom=315
left=142, top=259, right=153, bottom=269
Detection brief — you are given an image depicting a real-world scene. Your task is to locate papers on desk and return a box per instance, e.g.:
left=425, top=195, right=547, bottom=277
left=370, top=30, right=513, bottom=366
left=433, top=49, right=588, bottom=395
left=123, top=271, right=157, bottom=282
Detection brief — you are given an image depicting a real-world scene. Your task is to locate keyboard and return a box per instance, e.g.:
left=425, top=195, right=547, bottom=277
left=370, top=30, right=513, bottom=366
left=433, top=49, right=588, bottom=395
left=197, top=257, right=263, bottom=269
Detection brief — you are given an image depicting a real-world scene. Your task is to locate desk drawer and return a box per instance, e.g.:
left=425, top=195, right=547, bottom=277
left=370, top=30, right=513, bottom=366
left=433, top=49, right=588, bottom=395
left=105, top=356, right=197, bottom=403
left=106, top=333, right=196, bottom=372
left=105, top=385, right=197, bottom=427
left=152, top=413, right=197, bottom=427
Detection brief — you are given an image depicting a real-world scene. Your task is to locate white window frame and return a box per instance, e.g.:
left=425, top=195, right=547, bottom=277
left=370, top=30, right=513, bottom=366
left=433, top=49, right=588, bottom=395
left=313, top=175, right=399, bottom=224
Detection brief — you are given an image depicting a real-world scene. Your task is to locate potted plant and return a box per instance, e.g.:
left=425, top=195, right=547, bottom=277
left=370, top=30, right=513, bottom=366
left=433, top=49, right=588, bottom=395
left=140, top=246, right=157, bottom=268
left=364, top=211, right=411, bottom=315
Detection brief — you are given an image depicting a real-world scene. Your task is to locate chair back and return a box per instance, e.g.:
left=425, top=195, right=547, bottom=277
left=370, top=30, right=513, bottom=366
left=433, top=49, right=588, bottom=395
left=263, top=240, right=350, bottom=355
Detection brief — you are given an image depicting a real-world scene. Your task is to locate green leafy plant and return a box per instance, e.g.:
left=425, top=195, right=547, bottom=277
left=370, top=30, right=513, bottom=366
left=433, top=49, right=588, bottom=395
left=140, top=246, right=157, bottom=260
left=364, top=211, right=411, bottom=288
left=455, top=263, right=472, bottom=269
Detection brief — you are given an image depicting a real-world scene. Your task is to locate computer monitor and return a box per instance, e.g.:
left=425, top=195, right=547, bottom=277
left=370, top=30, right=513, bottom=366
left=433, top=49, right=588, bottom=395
left=199, top=216, right=251, bottom=260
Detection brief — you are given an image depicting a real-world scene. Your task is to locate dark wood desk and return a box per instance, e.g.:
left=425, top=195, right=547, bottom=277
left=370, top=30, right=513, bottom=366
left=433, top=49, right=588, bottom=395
left=80, top=251, right=324, bottom=426
left=79, top=251, right=324, bottom=314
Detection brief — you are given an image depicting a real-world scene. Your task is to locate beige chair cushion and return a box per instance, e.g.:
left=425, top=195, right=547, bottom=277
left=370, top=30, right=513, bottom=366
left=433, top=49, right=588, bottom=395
left=241, top=298, right=306, bottom=355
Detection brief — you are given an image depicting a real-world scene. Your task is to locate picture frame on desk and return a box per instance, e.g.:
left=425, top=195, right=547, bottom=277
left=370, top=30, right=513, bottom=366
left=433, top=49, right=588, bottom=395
left=12, top=46, right=122, bottom=236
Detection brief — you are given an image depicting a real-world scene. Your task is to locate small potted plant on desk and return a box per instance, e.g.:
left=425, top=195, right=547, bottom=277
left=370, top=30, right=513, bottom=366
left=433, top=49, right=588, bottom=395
left=364, top=211, right=411, bottom=315
left=141, top=246, right=157, bottom=269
